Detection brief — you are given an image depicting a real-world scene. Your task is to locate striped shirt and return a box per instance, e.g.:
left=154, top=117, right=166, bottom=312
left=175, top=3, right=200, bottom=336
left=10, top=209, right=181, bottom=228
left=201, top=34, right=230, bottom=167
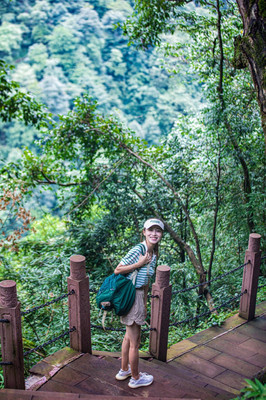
left=120, top=242, right=156, bottom=288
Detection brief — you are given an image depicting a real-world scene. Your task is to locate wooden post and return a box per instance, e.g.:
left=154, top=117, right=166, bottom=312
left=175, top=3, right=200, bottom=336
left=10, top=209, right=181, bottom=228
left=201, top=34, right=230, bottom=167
left=149, top=265, right=172, bottom=362
left=239, top=233, right=261, bottom=321
left=0, top=280, right=25, bottom=389
left=68, top=255, right=91, bottom=353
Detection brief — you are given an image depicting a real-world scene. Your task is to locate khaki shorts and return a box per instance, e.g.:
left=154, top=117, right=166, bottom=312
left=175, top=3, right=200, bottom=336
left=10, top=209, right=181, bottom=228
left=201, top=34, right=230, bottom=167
left=120, top=289, right=145, bottom=326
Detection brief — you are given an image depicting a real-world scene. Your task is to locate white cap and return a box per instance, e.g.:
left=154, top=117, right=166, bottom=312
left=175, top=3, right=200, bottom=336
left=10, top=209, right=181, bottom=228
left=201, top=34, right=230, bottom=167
left=144, top=218, right=164, bottom=231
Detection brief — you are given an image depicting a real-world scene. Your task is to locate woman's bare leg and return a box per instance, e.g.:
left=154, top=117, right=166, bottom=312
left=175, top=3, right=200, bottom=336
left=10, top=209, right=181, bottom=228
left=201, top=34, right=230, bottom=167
left=126, top=322, right=141, bottom=380
left=121, top=332, right=130, bottom=371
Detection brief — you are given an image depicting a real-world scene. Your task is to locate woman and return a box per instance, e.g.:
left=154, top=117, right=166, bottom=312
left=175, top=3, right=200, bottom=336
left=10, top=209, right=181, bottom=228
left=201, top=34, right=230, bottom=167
left=114, top=218, right=164, bottom=389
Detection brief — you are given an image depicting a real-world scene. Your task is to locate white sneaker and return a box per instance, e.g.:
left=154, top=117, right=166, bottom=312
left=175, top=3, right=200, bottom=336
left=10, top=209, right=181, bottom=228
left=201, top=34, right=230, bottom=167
left=115, top=365, right=131, bottom=380
left=128, top=372, right=154, bottom=388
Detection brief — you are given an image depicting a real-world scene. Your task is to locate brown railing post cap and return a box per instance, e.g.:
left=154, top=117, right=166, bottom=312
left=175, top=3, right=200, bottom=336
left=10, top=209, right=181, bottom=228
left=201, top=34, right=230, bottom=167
left=0, top=280, right=17, bottom=307
left=157, top=265, right=171, bottom=273
left=70, top=255, right=86, bottom=280
left=248, top=233, right=261, bottom=252
left=70, top=255, right=86, bottom=264
left=156, top=265, right=171, bottom=288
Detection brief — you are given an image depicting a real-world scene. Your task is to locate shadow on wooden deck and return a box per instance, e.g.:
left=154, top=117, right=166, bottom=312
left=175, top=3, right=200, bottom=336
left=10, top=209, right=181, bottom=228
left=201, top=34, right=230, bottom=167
left=1, top=301, right=265, bottom=400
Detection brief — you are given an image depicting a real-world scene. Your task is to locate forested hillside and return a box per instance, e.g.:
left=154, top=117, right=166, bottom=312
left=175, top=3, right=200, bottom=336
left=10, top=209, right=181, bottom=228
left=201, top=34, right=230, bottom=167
left=0, top=0, right=265, bottom=383
left=0, top=0, right=202, bottom=163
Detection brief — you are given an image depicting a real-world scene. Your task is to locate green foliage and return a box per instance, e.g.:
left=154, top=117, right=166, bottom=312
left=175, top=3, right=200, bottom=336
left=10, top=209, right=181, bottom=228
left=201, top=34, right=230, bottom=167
left=0, top=22, right=24, bottom=58
left=0, top=0, right=265, bottom=384
left=233, top=378, right=266, bottom=400
left=0, top=0, right=203, bottom=149
left=0, top=60, right=48, bottom=128
left=119, top=0, right=189, bottom=47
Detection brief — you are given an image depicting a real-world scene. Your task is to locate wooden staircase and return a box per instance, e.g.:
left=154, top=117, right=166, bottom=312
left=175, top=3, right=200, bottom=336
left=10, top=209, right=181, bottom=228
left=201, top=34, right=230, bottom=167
left=0, top=352, right=233, bottom=399
left=1, top=302, right=265, bottom=400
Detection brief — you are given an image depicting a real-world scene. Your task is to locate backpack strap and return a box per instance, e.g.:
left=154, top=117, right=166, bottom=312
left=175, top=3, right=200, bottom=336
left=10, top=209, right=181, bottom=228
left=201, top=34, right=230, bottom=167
left=139, top=243, right=146, bottom=255
left=129, top=269, right=138, bottom=286
left=128, top=244, right=145, bottom=286
left=136, top=243, right=151, bottom=277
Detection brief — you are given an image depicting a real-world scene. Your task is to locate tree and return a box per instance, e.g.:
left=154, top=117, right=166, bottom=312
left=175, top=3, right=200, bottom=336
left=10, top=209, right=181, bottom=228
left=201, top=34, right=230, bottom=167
left=234, top=0, right=266, bottom=143
left=0, top=60, right=48, bottom=127
left=120, top=0, right=264, bottom=235
left=120, top=0, right=266, bottom=143
left=0, top=59, right=49, bottom=250
left=1, top=0, right=204, bottom=143
left=1, top=1, right=263, bottom=316
left=0, top=22, right=24, bottom=60
left=5, top=94, right=235, bottom=311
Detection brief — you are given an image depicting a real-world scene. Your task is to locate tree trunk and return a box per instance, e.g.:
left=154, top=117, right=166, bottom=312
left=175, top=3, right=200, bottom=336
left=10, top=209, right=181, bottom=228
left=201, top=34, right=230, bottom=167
left=161, top=219, right=216, bottom=312
left=235, top=0, right=266, bottom=145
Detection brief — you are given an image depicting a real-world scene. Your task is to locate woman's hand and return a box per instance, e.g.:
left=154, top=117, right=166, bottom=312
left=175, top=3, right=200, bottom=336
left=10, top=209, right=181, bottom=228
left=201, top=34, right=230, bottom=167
left=138, top=251, right=152, bottom=267
left=114, top=252, right=152, bottom=275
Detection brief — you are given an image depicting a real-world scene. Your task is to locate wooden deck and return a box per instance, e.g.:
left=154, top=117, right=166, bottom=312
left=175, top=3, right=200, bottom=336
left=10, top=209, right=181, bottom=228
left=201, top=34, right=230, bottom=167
left=1, top=301, right=265, bottom=399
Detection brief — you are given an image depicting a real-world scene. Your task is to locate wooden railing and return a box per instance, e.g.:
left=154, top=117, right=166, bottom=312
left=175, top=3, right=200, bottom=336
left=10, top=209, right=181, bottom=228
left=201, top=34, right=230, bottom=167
left=0, top=233, right=262, bottom=389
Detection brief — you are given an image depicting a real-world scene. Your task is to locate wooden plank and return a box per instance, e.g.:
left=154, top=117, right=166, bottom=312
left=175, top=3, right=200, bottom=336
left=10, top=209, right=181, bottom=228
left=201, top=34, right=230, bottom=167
left=248, top=316, right=266, bottom=330
left=186, top=326, right=226, bottom=345
left=238, top=338, right=266, bottom=356
left=220, top=330, right=250, bottom=344
left=204, top=383, right=238, bottom=397
left=70, top=353, right=220, bottom=399
left=214, top=370, right=247, bottom=390
left=220, top=313, right=249, bottom=330
left=206, top=338, right=257, bottom=359
left=191, top=346, right=221, bottom=360
left=144, top=357, right=203, bottom=383
left=25, top=374, right=48, bottom=391
left=245, top=353, right=266, bottom=368
left=238, top=323, right=266, bottom=342
left=29, top=361, right=59, bottom=378
left=70, top=354, right=205, bottom=399
left=144, top=357, right=236, bottom=396
left=255, top=300, right=266, bottom=315
left=66, top=356, right=133, bottom=396
left=18, top=306, right=266, bottom=400
left=75, top=376, right=134, bottom=397
left=40, top=347, right=81, bottom=365
left=187, top=313, right=248, bottom=346
left=202, top=384, right=233, bottom=399
left=174, top=353, right=226, bottom=378
left=77, top=367, right=194, bottom=399
left=51, top=365, right=89, bottom=385
left=210, top=353, right=261, bottom=376
left=0, top=391, right=200, bottom=400
left=34, top=393, right=80, bottom=399
left=167, top=339, right=197, bottom=359
left=66, top=353, right=119, bottom=376
left=38, top=379, right=86, bottom=394
left=150, top=367, right=219, bottom=400
left=0, top=390, right=32, bottom=399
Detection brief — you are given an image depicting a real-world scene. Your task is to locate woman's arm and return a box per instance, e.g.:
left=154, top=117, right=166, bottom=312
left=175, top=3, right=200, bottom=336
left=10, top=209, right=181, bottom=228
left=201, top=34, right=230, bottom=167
left=114, top=252, right=151, bottom=275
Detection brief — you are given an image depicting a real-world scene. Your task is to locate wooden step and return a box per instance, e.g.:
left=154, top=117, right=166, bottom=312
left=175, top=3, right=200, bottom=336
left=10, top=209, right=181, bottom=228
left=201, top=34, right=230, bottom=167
left=103, top=354, right=225, bottom=399
left=138, top=356, right=234, bottom=399
left=39, top=352, right=228, bottom=399
left=0, top=389, right=200, bottom=400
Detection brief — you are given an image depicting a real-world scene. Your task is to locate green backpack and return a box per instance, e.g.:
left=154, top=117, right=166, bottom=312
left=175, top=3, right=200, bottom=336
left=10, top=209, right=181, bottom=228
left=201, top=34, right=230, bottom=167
left=96, top=244, right=146, bottom=316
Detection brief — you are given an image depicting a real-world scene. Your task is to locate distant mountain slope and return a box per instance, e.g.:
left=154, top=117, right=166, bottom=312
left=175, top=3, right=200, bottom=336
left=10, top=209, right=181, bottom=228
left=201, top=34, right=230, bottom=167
left=0, top=0, right=202, bottom=158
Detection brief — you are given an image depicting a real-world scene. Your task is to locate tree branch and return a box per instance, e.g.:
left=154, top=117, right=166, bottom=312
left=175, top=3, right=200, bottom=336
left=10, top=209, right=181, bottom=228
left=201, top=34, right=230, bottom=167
left=67, top=157, right=126, bottom=215
left=117, top=140, right=203, bottom=267
left=33, top=168, right=91, bottom=187
left=208, top=140, right=222, bottom=283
